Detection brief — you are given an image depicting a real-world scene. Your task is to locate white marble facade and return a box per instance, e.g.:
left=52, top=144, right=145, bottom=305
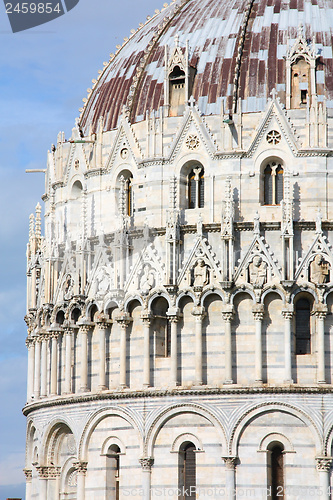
left=24, top=0, right=333, bottom=498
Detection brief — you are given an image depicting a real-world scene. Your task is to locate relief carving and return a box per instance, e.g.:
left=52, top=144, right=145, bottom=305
left=249, top=255, right=267, bottom=287
left=192, top=259, right=209, bottom=287
left=310, top=254, right=330, bottom=285
left=139, top=264, right=155, bottom=295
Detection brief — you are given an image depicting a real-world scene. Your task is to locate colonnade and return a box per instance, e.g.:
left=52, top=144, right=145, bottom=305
left=26, top=301, right=330, bottom=402
left=24, top=454, right=333, bottom=500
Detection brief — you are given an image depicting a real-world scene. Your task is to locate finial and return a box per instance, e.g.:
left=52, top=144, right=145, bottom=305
left=29, top=214, right=35, bottom=244
left=174, top=34, right=179, bottom=47
left=188, top=95, right=195, bottom=107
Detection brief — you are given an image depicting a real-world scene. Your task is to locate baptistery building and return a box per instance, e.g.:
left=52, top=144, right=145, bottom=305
left=24, top=0, right=333, bottom=498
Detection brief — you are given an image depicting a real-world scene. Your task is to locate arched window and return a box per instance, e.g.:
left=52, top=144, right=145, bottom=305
left=295, top=298, right=311, bottom=354
left=106, top=444, right=121, bottom=500
left=169, top=65, right=186, bottom=116
left=118, top=172, right=133, bottom=217
left=179, top=442, right=196, bottom=499
left=126, top=177, right=133, bottom=217
left=188, top=168, right=204, bottom=209
left=291, top=57, right=311, bottom=108
left=268, top=442, right=284, bottom=500
left=263, top=162, right=283, bottom=205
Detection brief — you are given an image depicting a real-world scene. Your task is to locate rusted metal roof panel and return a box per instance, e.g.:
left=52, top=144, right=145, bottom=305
left=80, top=0, right=333, bottom=133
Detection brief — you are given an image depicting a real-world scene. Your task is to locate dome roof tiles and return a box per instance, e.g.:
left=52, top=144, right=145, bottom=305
left=79, top=0, right=333, bottom=134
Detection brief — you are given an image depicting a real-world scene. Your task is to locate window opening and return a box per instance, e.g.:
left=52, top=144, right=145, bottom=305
left=188, top=167, right=204, bottom=209
left=263, top=162, right=283, bottom=206
left=268, top=443, right=284, bottom=500
left=179, top=442, right=196, bottom=499
left=295, top=298, right=311, bottom=354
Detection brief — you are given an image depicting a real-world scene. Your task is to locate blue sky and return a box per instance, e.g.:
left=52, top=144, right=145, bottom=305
left=0, top=0, right=158, bottom=497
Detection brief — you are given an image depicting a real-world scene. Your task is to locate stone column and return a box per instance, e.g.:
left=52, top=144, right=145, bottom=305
left=316, top=306, right=328, bottom=384
left=50, top=331, right=59, bottom=396
left=26, top=338, right=35, bottom=402
left=34, top=336, right=41, bottom=399
left=64, top=328, right=73, bottom=394
left=36, top=466, right=48, bottom=499
left=40, top=333, right=48, bottom=398
left=282, top=309, right=294, bottom=383
left=74, top=461, right=88, bottom=500
left=167, top=309, right=180, bottom=387
left=222, top=456, right=237, bottom=500
left=222, top=306, right=234, bottom=384
left=116, top=314, right=131, bottom=388
left=24, top=468, right=32, bottom=500
left=141, top=313, right=152, bottom=388
left=78, top=323, right=91, bottom=392
left=316, top=457, right=332, bottom=500
left=252, top=305, right=264, bottom=383
left=139, top=457, right=154, bottom=500
left=96, top=316, right=109, bottom=391
left=192, top=306, right=206, bottom=386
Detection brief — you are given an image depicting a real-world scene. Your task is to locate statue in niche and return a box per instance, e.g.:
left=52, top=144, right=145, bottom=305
left=63, top=274, right=74, bottom=301
left=140, top=264, right=155, bottom=295
left=93, top=266, right=112, bottom=297
left=193, top=259, right=209, bottom=287
left=310, top=254, right=330, bottom=284
left=249, top=255, right=267, bottom=287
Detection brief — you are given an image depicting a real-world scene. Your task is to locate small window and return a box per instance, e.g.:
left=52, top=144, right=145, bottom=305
left=295, top=298, right=311, bottom=354
left=125, top=177, right=133, bottom=216
left=106, top=445, right=121, bottom=500
left=291, top=57, right=311, bottom=108
left=268, top=443, right=284, bottom=500
left=263, top=162, right=284, bottom=206
left=179, top=442, right=196, bottom=499
left=169, top=65, right=186, bottom=116
left=188, top=168, right=204, bottom=209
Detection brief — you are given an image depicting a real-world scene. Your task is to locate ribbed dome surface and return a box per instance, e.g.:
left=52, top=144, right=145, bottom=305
left=80, top=0, right=333, bottom=134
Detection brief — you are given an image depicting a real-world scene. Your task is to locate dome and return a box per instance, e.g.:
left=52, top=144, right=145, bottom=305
left=80, top=0, right=333, bottom=134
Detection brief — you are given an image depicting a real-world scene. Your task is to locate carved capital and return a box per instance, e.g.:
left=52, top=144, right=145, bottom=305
left=25, top=337, right=35, bottom=349
left=78, top=324, right=92, bottom=335
left=139, top=457, right=154, bottom=471
left=140, top=313, right=153, bottom=325
left=191, top=305, right=206, bottom=320
left=222, top=306, right=234, bottom=322
left=74, top=461, right=88, bottom=475
left=47, top=466, right=61, bottom=479
left=222, top=456, right=238, bottom=470
left=168, top=315, right=180, bottom=324
left=316, top=456, right=333, bottom=472
left=116, top=313, right=132, bottom=328
left=95, top=313, right=109, bottom=328
left=252, top=304, right=264, bottom=321
left=282, top=309, right=294, bottom=320
left=23, top=468, right=32, bottom=481
left=36, top=466, right=50, bottom=479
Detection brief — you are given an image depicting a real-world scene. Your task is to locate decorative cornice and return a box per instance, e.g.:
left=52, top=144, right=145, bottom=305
left=23, top=385, right=333, bottom=416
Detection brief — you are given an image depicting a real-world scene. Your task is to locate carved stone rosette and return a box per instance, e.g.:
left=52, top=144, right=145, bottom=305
left=139, top=457, right=154, bottom=471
